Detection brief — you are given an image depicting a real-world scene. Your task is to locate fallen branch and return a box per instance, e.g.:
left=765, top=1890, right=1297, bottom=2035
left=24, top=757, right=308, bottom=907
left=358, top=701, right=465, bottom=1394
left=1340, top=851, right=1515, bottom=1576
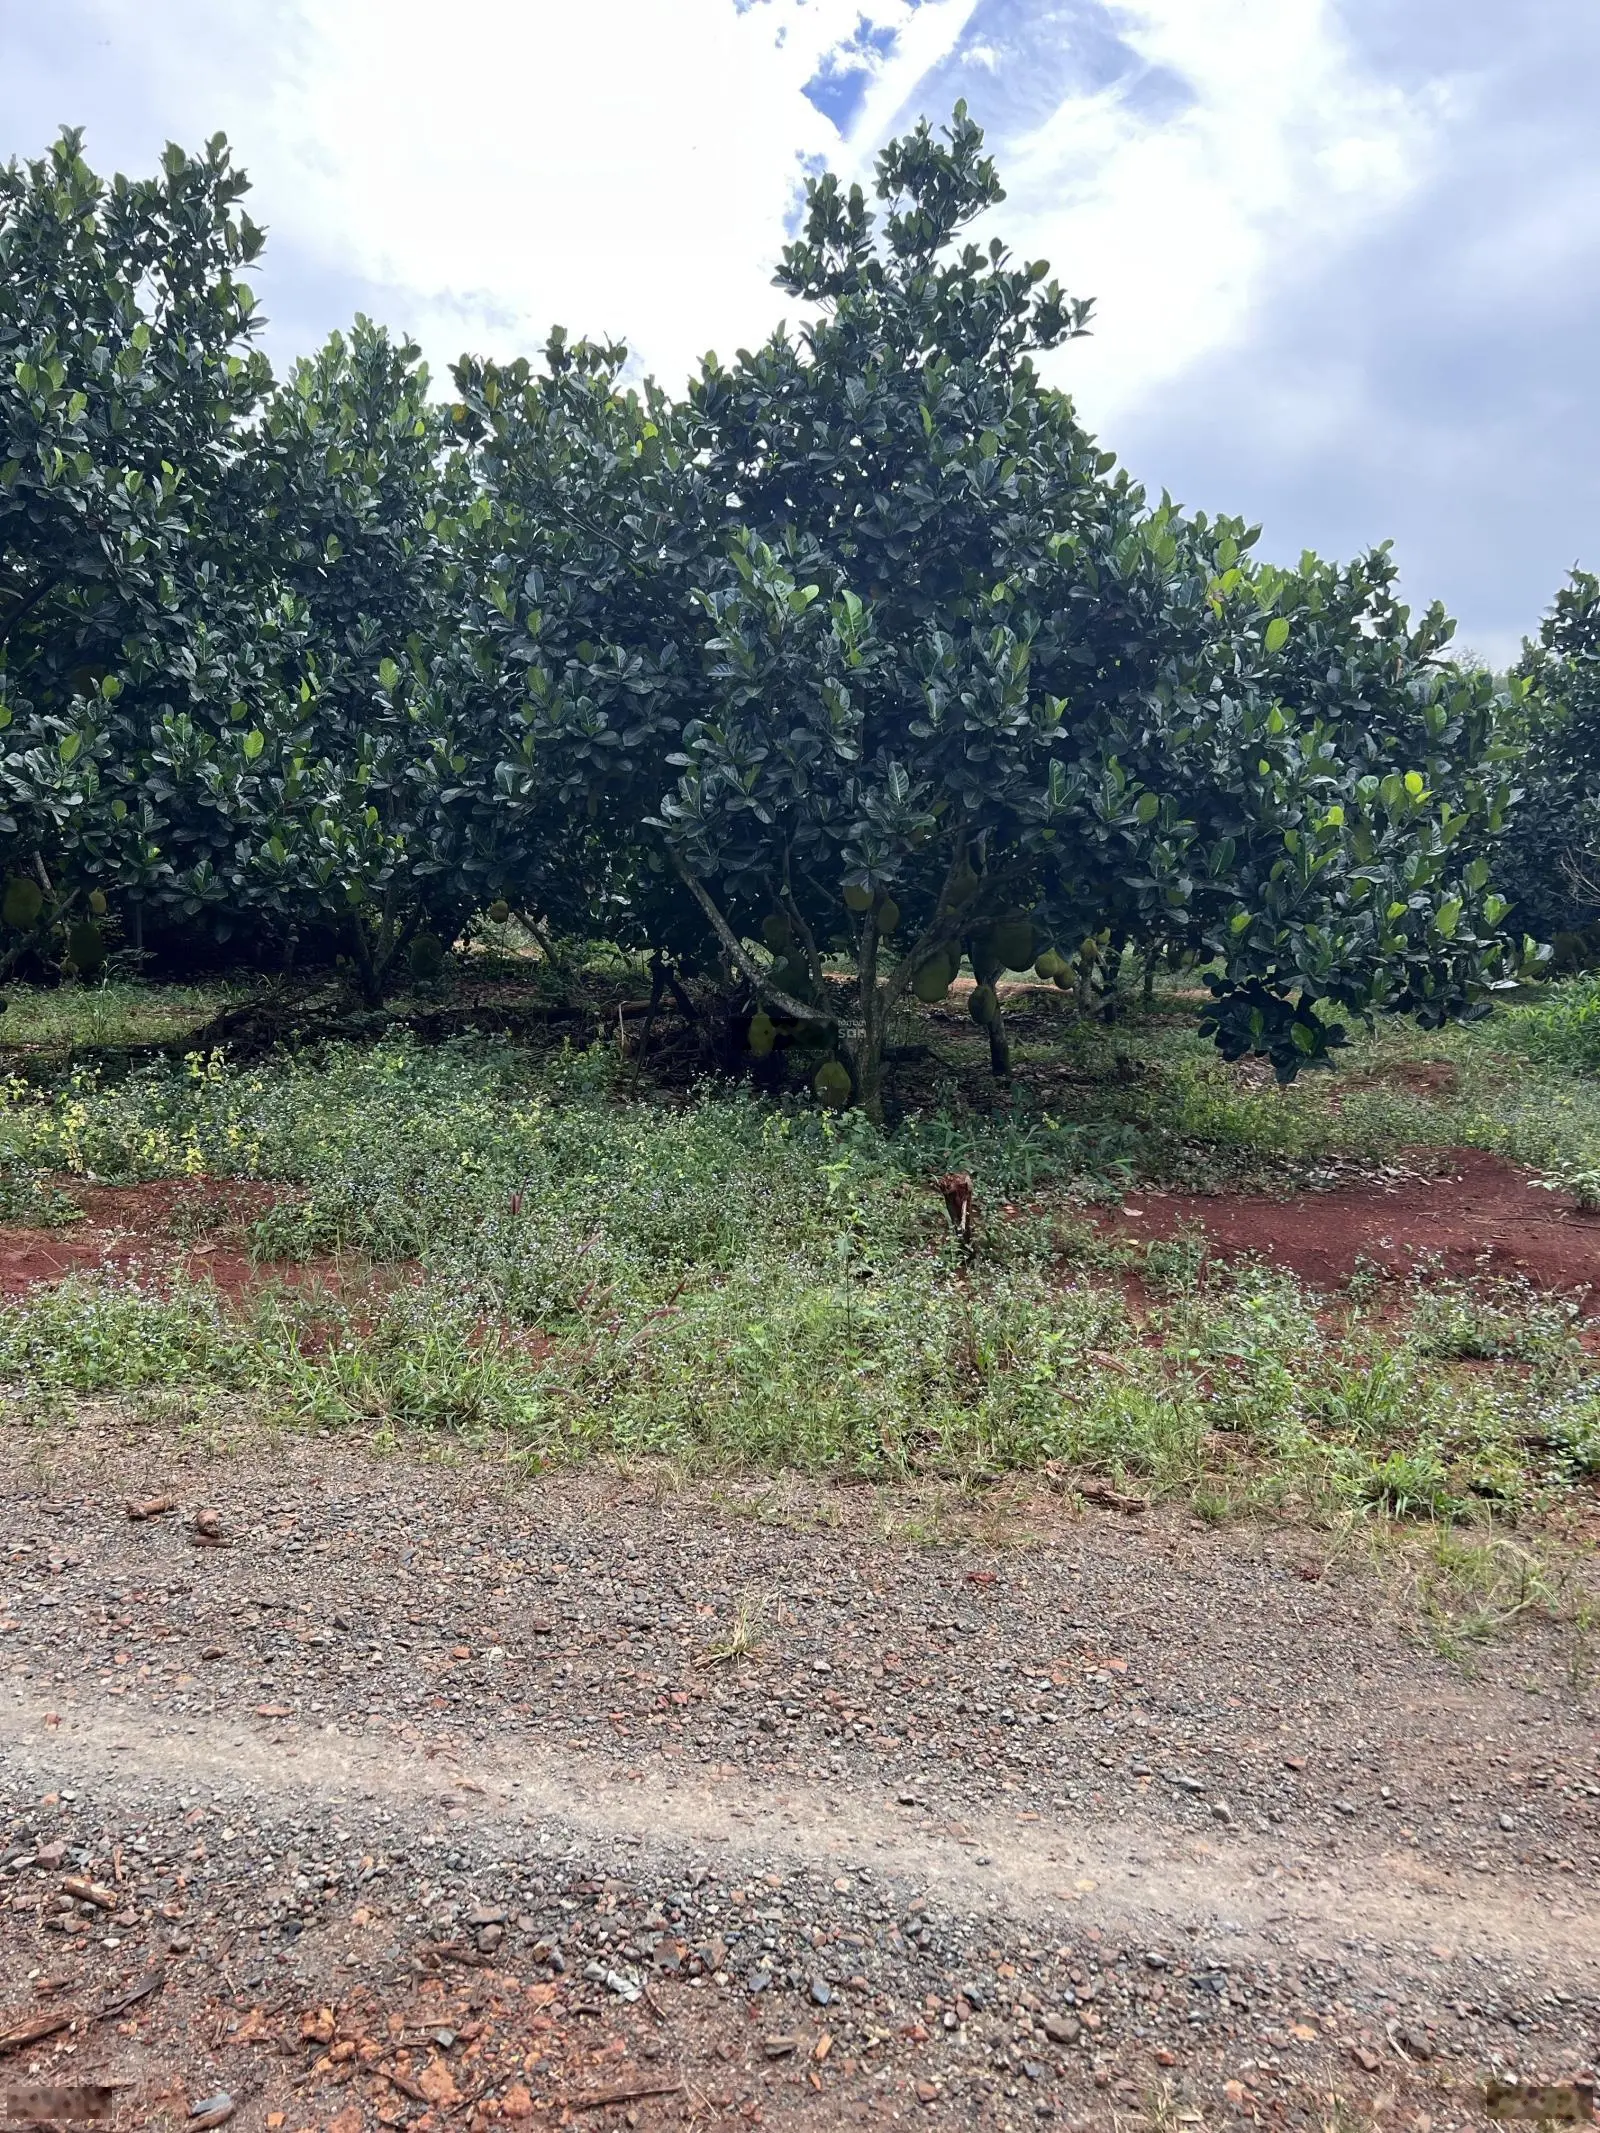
left=566, top=2076, right=685, bottom=2112
left=0, top=2010, right=75, bottom=2055
left=62, top=1876, right=117, bottom=1911
left=1076, top=1479, right=1148, bottom=1516
left=95, top=1970, right=166, bottom=2022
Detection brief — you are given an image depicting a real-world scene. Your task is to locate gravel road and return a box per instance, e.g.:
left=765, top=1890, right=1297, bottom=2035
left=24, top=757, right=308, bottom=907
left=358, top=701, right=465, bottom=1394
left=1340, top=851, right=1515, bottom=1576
left=0, top=1421, right=1595, bottom=2130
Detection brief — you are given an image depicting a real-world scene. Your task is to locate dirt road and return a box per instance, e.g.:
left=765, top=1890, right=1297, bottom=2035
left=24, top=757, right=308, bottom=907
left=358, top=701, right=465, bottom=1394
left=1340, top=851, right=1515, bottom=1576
left=0, top=1425, right=1595, bottom=2129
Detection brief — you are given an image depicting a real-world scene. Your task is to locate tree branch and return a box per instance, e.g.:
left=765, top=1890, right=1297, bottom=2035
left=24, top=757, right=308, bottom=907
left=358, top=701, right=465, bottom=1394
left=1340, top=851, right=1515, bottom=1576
left=778, top=852, right=829, bottom=1004
left=880, top=835, right=974, bottom=1011
left=667, top=847, right=832, bottom=1024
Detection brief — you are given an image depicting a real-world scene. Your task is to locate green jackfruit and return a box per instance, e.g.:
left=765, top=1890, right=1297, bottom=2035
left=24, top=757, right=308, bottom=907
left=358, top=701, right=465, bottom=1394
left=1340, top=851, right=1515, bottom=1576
left=67, top=920, right=105, bottom=974
left=949, top=861, right=980, bottom=906
left=487, top=899, right=511, bottom=924
left=2, top=877, right=43, bottom=930
left=748, top=1010, right=776, bottom=1058
left=842, top=882, right=873, bottom=913
left=876, top=898, right=900, bottom=934
left=87, top=889, right=108, bottom=917
left=408, top=932, right=446, bottom=979
left=969, top=982, right=1000, bottom=1028
left=814, top=1060, right=852, bottom=1108
left=991, top=918, right=1035, bottom=970
left=1034, top=949, right=1065, bottom=981
left=912, top=954, right=953, bottom=1003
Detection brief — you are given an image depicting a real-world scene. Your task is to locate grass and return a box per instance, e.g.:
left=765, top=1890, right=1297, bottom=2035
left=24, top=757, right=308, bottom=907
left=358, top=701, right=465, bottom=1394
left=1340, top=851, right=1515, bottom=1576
left=0, top=970, right=1592, bottom=1564
left=0, top=978, right=235, bottom=1052
left=696, top=1591, right=771, bottom=1668
left=1504, top=972, right=1600, bottom=1073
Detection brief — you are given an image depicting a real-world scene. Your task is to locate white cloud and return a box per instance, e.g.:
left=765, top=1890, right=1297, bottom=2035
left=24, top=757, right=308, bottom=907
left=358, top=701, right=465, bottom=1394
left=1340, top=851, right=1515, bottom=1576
left=6, top=0, right=1596, bottom=653
left=4, top=0, right=924, bottom=382
left=839, top=0, right=984, bottom=160
left=979, top=0, right=1449, bottom=427
left=4, top=0, right=1446, bottom=420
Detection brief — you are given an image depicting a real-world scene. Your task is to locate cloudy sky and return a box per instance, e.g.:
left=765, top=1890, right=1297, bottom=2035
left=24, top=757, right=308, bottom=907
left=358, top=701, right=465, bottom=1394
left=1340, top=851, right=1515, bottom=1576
left=3, top=0, right=1595, bottom=664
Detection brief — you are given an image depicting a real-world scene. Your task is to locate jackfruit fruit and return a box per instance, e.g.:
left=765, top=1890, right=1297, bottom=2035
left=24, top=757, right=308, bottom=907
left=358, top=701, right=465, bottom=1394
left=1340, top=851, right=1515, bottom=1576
left=2, top=877, right=42, bottom=930
left=770, top=957, right=817, bottom=1002
left=87, top=889, right=108, bottom=917
left=970, top=936, right=1003, bottom=987
left=488, top=899, right=511, bottom=924
left=842, top=882, right=873, bottom=913
left=969, top=982, right=999, bottom=1027
left=991, top=918, right=1035, bottom=970
left=876, top=898, right=900, bottom=934
left=814, top=1060, right=852, bottom=1107
left=67, top=920, right=105, bottom=974
left=912, top=954, right=953, bottom=1002
left=408, top=932, right=446, bottom=979
left=748, top=1010, right=777, bottom=1057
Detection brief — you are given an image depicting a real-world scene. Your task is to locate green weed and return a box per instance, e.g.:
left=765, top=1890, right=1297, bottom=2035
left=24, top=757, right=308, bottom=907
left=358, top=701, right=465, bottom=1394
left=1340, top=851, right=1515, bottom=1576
left=1409, top=1280, right=1583, bottom=1365
left=0, top=1274, right=250, bottom=1392
left=1354, top=1447, right=1463, bottom=1522
left=0, top=980, right=234, bottom=1052
left=0, top=1170, right=84, bottom=1228
left=0, top=1015, right=1591, bottom=1541
left=1505, top=974, right=1600, bottom=1073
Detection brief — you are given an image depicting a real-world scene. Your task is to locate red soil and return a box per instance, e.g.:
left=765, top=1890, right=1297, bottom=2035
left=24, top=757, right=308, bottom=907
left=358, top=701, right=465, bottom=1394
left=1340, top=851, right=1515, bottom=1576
left=0, top=1176, right=343, bottom=1301
left=1101, top=1147, right=1600, bottom=1302
left=7, top=1154, right=1598, bottom=1322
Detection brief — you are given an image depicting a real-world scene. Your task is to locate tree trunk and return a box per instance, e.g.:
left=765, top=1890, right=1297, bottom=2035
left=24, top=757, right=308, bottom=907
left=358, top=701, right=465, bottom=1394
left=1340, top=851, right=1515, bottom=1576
left=628, top=956, right=668, bottom=1090
left=845, top=911, right=889, bottom=1127
left=845, top=1016, right=887, bottom=1127
left=347, top=907, right=399, bottom=1005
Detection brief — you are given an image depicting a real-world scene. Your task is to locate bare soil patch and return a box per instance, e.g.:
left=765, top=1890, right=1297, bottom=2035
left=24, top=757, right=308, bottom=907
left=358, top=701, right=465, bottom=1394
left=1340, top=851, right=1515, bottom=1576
left=1101, top=1149, right=1600, bottom=1300
left=0, top=1178, right=343, bottom=1303
left=1349, top=1060, right=1462, bottom=1101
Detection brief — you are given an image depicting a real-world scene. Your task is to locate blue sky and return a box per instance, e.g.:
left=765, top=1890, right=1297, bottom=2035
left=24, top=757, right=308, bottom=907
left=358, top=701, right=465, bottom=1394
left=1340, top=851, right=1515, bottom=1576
left=3, top=0, right=1595, bottom=664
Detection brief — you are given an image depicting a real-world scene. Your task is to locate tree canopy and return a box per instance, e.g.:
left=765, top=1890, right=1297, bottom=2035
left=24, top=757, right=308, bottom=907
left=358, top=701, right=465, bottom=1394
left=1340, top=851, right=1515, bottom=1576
left=0, top=112, right=1540, bottom=1105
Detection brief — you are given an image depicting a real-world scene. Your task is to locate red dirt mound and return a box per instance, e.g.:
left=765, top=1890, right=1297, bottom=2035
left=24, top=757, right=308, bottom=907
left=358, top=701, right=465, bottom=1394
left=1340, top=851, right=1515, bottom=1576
left=1103, top=1147, right=1600, bottom=1301
left=0, top=1175, right=343, bottom=1301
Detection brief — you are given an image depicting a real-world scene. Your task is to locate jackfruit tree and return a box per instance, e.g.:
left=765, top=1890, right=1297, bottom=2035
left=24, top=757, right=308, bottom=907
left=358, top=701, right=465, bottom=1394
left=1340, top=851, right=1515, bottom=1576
left=2, top=118, right=1522, bottom=1068
left=0, top=128, right=276, bottom=973
left=636, top=109, right=1518, bottom=1117
left=1491, top=570, right=1600, bottom=958
left=0, top=130, right=355, bottom=976
left=0, top=135, right=501, bottom=993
